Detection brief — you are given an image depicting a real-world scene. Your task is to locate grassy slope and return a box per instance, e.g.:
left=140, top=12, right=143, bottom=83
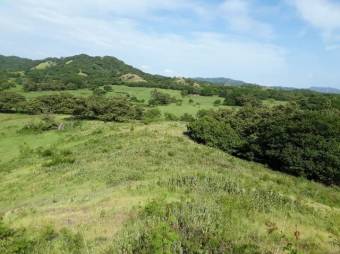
left=0, top=113, right=339, bottom=253
left=9, top=85, right=225, bottom=116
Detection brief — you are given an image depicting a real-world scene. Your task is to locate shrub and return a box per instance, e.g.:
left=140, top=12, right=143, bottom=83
left=0, top=92, right=26, bottom=113
left=148, top=89, right=177, bottom=106
left=0, top=220, right=34, bottom=254
left=73, top=96, right=144, bottom=122
left=20, top=115, right=59, bottom=133
left=144, top=108, right=162, bottom=121
left=180, top=113, right=195, bottom=122
left=213, top=99, right=221, bottom=106
left=187, top=106, right=340, bottom=186
left=240, top=108, right=340, bottom=185
left=187, top=115, right=243, bottom=154
left=25, top=93, right=80, bottom=114
left=164, top=112, right=178, bottom=121
left=92, top=88, right=106, bottom=96
left=0, top=220, right=85, bottom=254
left=103, top=85, right=113, bottom=92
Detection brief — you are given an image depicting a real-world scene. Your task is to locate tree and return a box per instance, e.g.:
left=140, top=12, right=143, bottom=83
left=148, top=90, right=177, bottom=106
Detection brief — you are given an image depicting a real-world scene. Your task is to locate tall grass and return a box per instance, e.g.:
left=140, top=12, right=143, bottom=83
left=0, top=114, right=339, bottom=253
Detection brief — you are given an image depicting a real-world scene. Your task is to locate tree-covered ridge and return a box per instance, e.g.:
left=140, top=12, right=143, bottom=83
left=0, top=55, right=37, bottom=72
left=0, top=54, right=185, bottom=91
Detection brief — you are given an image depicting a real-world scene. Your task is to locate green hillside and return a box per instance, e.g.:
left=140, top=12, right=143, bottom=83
left=0, top=54, right=198, bottom=92
left=0, top=114, right=339, bottom=254
left=0, top=55, right=37, bottom=72
left=1, top=54, right=340, bottom=253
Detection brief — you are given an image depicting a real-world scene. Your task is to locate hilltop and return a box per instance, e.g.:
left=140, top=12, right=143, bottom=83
left=0, top=54, right=200, bottom=92
left=0, top=114, right=339, bottom=253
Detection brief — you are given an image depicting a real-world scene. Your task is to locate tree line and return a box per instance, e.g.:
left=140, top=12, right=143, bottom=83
left=0, top=92, right=144, bottom=122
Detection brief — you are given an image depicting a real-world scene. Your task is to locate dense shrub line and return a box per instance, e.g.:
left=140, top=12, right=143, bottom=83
left=187, top=106, right=340, bottom=186
left=0, top=91, right=144, bottom=122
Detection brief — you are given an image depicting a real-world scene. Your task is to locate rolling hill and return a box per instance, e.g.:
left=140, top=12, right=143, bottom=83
left=0, top=54, right=195, bottom=90
left=1, top=53, right=340, bottom=253
left=309, top=86, right=340, bottom=94
left=0, top=114, right=339, bottom=253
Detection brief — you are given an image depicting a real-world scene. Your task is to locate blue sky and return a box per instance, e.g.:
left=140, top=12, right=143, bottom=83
left=1, top=0, right=340, bottom=88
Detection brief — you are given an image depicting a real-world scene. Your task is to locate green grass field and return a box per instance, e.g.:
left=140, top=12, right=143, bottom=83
left=9, top=85, right=226, bottom=117
left=0, top=113, right=339, bottom=253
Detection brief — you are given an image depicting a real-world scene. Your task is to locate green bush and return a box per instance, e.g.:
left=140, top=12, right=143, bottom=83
left=213, top=99, right=221, bottom=106
left=187, top=106, right=340, bottom=186
left=0, top=220, right=85, bottom=254
left=164, top=112, right=178, bottom=121
left=103, top=85, right=113, bottom=92
left=144, top=108, right=162, bottom=121
left=0, top=220, right=34, bottom=254
left=187, top=115, right=242, bottom=154
left=148, top=89, right=177, bottom=106
left=20, top=115, right=59, bottom=133
left=0, top=92, right=26, bottom=113
left=73, top=96, right=144, bottom=122
left=92, top=87, right=106, bottom=96
left=180, top=113, right=195, bottom=122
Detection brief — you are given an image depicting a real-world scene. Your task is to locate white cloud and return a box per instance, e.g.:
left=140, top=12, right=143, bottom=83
left=290, top=0, right=340, bottom=44
left=220, top=0, right=274, bottom=38
left=0, top=0, right=288, bottom=85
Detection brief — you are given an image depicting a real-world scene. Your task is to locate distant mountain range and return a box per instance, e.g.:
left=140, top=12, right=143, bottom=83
left=193, top=77, right=248, bottom=86
left=309, top=87, right=340, bottom=94
left=194, top=77, right=340, bottom=94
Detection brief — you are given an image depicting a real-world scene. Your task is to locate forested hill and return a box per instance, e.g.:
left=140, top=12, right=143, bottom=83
left=0, top=55, right=36, bottom=71
left=0, top=54, right=201, bottom=91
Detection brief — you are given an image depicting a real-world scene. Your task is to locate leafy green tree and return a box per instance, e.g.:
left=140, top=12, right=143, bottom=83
left=148, top=89, right=177, bottom=106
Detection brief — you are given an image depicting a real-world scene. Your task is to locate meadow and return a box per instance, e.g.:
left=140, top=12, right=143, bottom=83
left=0, top=113, right=339, bottom=253
left=9, top=85, right=225, bottom=117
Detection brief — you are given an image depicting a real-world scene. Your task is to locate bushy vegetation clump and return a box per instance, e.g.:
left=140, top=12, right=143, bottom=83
left=187, top=105, right=340, bottom=186
left=20, top=115, right=60, bottom=133
left=0, top=91, right=26, bottom=113
left=148, top=89, right=177, bottom=106
left=0, top=91, right=144, bottom=122
left=73, top=96, right=144, bottom=122
left=0, top=220, right=85, bottom=254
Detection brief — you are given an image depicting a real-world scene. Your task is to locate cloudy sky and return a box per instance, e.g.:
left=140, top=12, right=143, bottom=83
left=1, top=0, right=340, bottom=88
